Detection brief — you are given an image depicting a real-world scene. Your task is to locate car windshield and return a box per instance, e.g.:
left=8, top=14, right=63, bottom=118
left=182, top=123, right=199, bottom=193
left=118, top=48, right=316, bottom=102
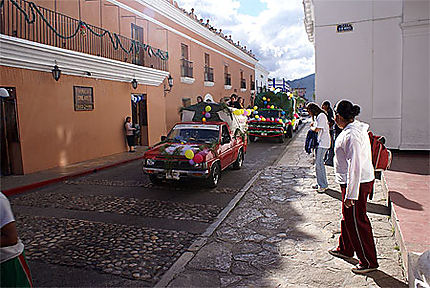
left=259, top=110, right=281, bottom=118
left=167, top=125, right=219, bottom=144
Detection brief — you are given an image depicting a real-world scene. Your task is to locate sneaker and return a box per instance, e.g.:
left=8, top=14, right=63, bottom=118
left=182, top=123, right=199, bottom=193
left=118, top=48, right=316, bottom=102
left=318, top=187, right=328, bottom=193
left=328, top=249, right=354, bottom=260
left=351, top=264, right=378, bottom=274
left=312, top=184, right=319, bottom=190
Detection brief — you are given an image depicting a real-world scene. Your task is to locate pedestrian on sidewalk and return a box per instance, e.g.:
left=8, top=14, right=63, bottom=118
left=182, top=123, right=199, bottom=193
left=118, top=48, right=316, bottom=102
left=307, top=102, right=330, bottom=192
left=322, top=101, right=335, bottom=166
left=329, top=100, right=378, bottom=274
left=124, top=116, right=136, bottom=152
left=1, top=192, right=33, bottom=287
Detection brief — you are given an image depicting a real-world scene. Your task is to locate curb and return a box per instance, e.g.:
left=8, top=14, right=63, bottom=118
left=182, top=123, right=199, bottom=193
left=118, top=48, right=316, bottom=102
left=2, top=156, right=145, bottom=197
left=155, top=123, right=306, bottom=287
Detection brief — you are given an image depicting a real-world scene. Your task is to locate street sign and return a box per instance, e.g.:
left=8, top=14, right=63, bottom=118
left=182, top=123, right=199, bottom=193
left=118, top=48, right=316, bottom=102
left=337, top=23, right=353, bottom=33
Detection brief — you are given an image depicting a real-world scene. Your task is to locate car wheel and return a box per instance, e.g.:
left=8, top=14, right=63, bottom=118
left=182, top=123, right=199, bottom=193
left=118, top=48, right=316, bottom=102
left=149, top=174, right=162, bottom=185
left=278, top=134, right=285, bottom=143
left=249, top=135, right=256, bottom=142
left=232, top=149, right=244, bottom=170
left=287, top=126, right=293, bottom=138
left=207, top=162, right=221, bottom=188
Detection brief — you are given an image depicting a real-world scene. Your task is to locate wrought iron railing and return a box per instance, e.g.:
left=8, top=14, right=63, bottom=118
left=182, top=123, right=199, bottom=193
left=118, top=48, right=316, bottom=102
left=224, top=73, right=231, bottom=85
left=240, top=79, right=246, bottom=89
left=181, top=58, right=193, bottom=78
left=0, top=0, right=168, bottom=71
left=204, top=66, right=214, bottom=82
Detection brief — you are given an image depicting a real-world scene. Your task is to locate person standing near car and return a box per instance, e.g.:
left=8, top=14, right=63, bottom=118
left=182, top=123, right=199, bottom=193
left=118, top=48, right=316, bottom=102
left=124, top=116, right=136, bottom=152
left=329, top=100, right=378, bottom=274
left=307, top=102, right=330, bottom=192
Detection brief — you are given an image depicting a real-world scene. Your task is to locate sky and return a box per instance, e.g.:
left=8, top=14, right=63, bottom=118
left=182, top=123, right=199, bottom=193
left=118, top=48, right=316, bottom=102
left=176, top=0, right=315, bottom=80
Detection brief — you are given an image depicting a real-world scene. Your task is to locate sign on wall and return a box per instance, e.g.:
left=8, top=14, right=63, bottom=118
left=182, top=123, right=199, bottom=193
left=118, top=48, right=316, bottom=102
left=337, top=23, right=353, bottom=33
left=73, top=86, right=94, bottom=111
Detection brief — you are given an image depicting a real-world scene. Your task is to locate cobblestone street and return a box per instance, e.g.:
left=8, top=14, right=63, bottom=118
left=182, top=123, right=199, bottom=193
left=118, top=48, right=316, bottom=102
left=168, top=129, right=407, bottom=287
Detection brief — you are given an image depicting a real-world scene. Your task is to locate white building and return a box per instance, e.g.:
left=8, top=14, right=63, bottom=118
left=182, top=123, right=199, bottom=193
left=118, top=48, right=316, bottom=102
left=255, top=63, right=270, bottom=93
left=303, top=0, right=429, bottom=150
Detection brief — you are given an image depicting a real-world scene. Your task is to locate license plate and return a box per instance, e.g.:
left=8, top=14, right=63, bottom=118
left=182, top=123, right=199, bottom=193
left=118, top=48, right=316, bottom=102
left=166, top=171, right=180, bottom=180
left=261, top=133, right=267, bottom=136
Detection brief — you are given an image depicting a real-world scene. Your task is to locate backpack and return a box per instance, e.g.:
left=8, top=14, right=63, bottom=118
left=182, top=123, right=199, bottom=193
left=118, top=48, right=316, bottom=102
left=368, top=131, right=392, bottom=171
left=305, top=130, right=319, bottom=154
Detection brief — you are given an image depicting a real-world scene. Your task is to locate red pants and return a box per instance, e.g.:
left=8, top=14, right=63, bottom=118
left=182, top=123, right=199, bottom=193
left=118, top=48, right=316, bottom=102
left=337, top=181, right=378, bottom=268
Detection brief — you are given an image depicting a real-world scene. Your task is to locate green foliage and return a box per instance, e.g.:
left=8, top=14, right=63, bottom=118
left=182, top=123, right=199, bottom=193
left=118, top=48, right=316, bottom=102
left=255, top=91, right=294, bottom=119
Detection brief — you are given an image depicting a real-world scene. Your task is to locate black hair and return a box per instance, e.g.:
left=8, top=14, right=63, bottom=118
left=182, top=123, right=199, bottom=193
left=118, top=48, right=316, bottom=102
left=334, top=100, right=360, bottom=120
left=306, top=102, right=326, bottom=117
left=197, top=95, right=203, bottom=102
left=230, top=93, right=237, bottom=99
left=322, top=101, right=331, bottom=108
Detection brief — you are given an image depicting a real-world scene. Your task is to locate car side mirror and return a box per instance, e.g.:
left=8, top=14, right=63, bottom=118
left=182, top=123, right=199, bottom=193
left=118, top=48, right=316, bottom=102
left=161, top=136, right=167, bottom=142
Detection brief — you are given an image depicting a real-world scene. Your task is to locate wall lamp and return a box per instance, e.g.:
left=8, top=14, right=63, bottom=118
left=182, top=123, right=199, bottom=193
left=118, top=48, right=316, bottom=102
left=52, top=65, right=61, bottom=81
left=164, top=75, right=173, bottom=92
left=131, top=78, right=138, bottom=89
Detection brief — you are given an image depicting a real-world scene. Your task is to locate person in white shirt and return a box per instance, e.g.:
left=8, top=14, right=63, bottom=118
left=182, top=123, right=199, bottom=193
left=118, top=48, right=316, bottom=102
left=328, top=100, right=378, bottom=274
left=307, top=102, right=331, bottom=192
left=1, top=192, right=33, bottom=287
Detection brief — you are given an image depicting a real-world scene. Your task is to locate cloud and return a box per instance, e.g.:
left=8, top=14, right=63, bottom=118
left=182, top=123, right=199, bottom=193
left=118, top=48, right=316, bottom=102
left=176, top=0, right=315, bottom=80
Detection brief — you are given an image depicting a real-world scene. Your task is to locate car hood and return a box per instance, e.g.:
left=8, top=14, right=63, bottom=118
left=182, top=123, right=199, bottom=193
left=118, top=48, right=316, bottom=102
left=144, top=142, right=213, bottom=160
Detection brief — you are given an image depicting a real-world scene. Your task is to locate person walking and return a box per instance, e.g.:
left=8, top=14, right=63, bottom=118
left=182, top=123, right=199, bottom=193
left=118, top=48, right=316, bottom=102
left=307, top=102, right=330, bottom=192
left=329, top=100, right=378, bottom=274
left=1, top=192, right=33, bottom=287
left=124, top=116, right=136, bottom=152
left=322, top=101, right=335, bottom=166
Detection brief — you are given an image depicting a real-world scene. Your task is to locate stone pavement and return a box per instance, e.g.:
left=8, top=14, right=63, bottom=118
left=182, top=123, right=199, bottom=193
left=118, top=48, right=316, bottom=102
left=166, top=128, right=407, bottom=287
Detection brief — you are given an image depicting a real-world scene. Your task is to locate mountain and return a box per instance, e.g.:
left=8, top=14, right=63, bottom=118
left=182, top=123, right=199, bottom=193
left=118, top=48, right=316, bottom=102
left=287, top=73, right=315, bottom=101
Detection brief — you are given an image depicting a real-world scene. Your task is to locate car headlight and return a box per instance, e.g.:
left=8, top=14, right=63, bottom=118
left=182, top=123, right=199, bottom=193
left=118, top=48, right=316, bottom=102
left=146, top=159, right=155, bottom=166
left=194, top=162, right=208, bottom=169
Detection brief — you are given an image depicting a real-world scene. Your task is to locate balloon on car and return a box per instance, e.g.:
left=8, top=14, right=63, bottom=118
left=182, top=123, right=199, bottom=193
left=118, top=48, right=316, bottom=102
left=193, top=153, right=203, bottom=164
left=185, top=149, right=194, bottom=159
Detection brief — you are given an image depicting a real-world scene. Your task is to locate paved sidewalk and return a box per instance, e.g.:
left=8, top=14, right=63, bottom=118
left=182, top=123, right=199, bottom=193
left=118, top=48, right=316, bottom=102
left=166, top=128, right=406, bottom=287
left=1, top=146, right=147, bottom=196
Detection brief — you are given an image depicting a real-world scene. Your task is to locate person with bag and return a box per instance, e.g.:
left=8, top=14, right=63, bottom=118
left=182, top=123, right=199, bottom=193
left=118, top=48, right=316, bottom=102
left=1, top=192, right=33, bottom=287
left=307, top=102, right=331, bottom=192
left=329, top=100, right=379, bottom=274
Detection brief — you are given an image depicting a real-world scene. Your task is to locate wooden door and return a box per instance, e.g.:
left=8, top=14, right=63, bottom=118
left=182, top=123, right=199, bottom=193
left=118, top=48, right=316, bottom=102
left=131, top=94, right=148, bottom=146
left=1, top=87, right=23, bottom=175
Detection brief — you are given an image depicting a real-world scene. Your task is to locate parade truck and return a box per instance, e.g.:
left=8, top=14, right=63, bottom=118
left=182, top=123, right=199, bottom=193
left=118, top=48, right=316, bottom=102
left=142, top=101, right=247, bottom=188
left=248, top=91, right=298, bottom=143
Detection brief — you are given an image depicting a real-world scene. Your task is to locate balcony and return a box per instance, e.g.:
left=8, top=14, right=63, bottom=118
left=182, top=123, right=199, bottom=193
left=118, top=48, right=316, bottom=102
left=0, top=0, right=168, bottom=71
left=204, top=66, right=214, bottom=82
left=180, top=59, right=194, bottom=78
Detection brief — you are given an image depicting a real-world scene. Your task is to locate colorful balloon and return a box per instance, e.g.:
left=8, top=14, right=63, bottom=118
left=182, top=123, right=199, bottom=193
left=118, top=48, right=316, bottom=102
left=185, top=149, right=194, bottom=160
left=205, top=106, right=212, bottom=112
left=193, top=153, right=203, bottom=164
left=271, top=105, right=275, bottom=109
left=267, top=105, right=270, bottom=108
left=267, top=98, right=270, bottom=102
left=253, top=106, right=258, bottom=110
left=264, top=101, right=267, bottom=105
left=189, top=159, right=195, bottom=165
left=205, top=112, right=211, bottom=118
left=263, top=97, right=267, bottom=101
left=255, top=115, right=260, bottom=119
left=202, top=117, right=207, bottom=122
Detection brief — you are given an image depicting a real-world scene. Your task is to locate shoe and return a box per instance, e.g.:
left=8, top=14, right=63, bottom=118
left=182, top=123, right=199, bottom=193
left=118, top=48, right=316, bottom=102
left=351, top=264, right=378, bottom=274
left=129, top=150, right=136, bottom=153
left=312, top=184, right=319, bottom=190
left=328, top=249, right=354, bottom=260
left=317, top=187, right=328, bottom=193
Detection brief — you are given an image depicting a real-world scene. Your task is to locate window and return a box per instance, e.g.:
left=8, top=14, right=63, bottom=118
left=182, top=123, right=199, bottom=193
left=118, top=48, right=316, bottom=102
left=180, top=43, right=193, bottom=77
left=250, top=75, right=255, bottom=91
left=224, top=65, right=231, bottom=85
left=240, top=71, right=246, bottom=89
left=204, top=53, right=213, bottom=82
left=131, top=23, right=144, bottom=66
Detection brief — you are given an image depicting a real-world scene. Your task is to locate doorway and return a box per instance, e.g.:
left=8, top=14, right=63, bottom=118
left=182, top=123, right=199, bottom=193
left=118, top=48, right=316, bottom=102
left=1, top=87, right=23, bottom=175
left=131, top=94, right=148, bottom=146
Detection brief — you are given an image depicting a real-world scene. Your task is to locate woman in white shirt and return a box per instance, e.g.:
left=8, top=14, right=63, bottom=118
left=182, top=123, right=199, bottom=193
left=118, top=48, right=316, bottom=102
left=124, top=117, right=136, bottom=152
left=307, top=103, right=331, bottom=192
left=328, top=100, right=378, bottom=274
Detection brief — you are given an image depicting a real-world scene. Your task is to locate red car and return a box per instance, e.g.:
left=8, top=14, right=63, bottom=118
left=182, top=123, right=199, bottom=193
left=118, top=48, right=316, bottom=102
left=142, top=122, right=247, bottom=187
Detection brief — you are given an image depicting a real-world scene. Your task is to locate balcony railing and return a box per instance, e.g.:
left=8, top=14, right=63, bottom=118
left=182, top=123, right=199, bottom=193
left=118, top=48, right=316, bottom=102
left=181, top=59, right=193, bottom=78
left=0, top=0, right=168, bottom=71
left=204, top=66, right=214, bottom=82
left=240, top=79, right=246, bottom=89
left=224, top=73, right=231, bottom=85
